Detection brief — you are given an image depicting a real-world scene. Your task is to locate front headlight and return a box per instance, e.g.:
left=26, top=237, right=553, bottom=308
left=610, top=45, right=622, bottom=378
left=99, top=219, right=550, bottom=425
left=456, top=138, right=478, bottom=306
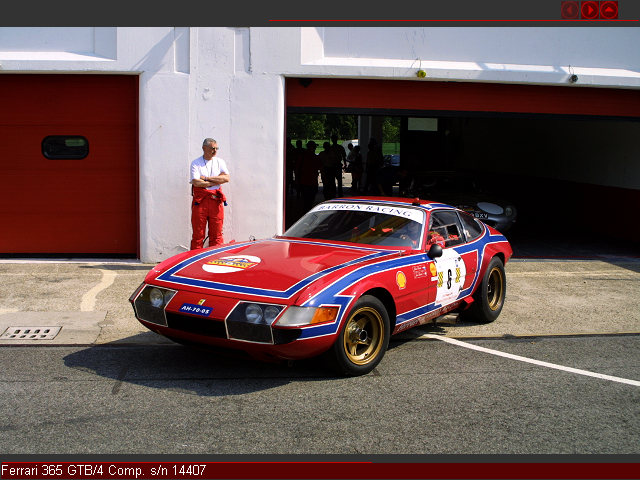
left=245, top=304, right=264, bottom=323
left=131, top=284, right=177, bottom=326
left=275, top=306, right=339, bottom=327
left=264, top=305, right=281, bottom=324
left=225, top=302, right=286, bottom=344
left=149, top=288, right=165, bottom=308
left=228, top=302, right=285, bottom=326
left=504, top=206, right=515, bottom=217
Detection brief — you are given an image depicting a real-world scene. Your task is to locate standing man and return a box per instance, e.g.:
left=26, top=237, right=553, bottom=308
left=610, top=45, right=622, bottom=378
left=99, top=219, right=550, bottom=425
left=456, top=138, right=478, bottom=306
left=364, top=138, right=383, bottom=195
left=319, top=141, right=338, bottom=200
left=297, top=141, right=321, bottom=212
left=190, top=138, right=230, bottom=249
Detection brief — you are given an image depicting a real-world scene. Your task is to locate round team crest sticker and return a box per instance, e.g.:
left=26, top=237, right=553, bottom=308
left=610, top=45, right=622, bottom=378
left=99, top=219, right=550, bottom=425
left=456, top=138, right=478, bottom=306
left=202, top=255, right=261, bottom=274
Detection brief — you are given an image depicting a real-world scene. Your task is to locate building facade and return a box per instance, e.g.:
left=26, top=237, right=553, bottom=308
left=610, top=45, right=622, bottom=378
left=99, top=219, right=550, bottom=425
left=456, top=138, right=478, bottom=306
left=0, top=27, right=638, bottom=262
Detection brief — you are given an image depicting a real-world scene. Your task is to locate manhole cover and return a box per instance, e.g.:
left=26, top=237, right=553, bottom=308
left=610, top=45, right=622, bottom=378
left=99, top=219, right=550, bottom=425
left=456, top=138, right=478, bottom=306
left=1, top=326, right=62, bottom=340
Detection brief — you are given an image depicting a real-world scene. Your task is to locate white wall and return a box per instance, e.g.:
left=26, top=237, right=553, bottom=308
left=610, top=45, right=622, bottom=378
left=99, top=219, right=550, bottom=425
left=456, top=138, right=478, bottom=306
left=190, top=29, right=285, bottom=252
left=258, top=27, right=640, bottom=87
left=1, top=27, right=639, bottom=261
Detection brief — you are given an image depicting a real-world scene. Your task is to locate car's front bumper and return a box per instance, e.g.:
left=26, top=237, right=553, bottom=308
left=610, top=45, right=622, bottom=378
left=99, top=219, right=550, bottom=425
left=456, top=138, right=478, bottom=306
left=129, top=283, right=335, bottom=361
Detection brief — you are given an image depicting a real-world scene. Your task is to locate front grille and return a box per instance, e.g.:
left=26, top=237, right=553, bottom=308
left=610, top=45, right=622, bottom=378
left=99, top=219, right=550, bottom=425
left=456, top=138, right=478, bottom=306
left=273, top=328, right=302, bottom=344
left=165, top=312, right=227, bottom=338
left=135, top=301, right=167, bottom=326
left=164, top=312, right=302, bottom=345
left=226, top=320, right=272, bottom=344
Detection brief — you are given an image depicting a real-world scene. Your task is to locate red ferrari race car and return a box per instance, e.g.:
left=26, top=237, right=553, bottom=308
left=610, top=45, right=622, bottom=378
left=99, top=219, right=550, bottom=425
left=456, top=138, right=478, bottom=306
left=130, top=197, right=513, bottom=376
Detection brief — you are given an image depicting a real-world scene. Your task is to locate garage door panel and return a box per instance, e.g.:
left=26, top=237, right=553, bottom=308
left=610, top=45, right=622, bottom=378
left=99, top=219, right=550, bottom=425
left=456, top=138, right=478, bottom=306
left=0, top=75, right=138, bottom=256
left=1, top=214, right=136, bottom=254
left=286, top=78, right=640, bottom=118
left=0, top=75, right=137, bottom=127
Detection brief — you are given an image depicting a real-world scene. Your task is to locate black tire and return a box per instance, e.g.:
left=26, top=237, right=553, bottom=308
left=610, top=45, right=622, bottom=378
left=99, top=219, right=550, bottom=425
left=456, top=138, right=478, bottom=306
left=329, top=295, right=390, bottom=376
left=460, top=256, right=506, bottom=324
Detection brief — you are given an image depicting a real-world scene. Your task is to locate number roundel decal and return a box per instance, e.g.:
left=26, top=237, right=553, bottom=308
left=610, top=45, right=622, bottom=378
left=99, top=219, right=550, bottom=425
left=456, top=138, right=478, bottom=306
left=434, top=250, right=466, bottom=306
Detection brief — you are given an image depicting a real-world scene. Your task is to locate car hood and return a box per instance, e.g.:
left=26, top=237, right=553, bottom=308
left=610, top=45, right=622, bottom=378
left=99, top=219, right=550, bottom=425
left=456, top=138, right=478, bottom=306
left=147, top=238, right=397, bottom=301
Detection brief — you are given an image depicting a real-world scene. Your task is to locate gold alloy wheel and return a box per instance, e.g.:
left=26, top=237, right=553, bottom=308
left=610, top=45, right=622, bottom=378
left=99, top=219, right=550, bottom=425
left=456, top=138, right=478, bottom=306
left=487, top=266, right=505, bottom=311
left=343, top=307, right=384, bottom=366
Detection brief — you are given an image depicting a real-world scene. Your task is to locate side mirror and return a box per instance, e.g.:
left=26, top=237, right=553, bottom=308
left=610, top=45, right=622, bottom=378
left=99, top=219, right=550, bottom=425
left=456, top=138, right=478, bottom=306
left=427, top=243, right=443, bottom=259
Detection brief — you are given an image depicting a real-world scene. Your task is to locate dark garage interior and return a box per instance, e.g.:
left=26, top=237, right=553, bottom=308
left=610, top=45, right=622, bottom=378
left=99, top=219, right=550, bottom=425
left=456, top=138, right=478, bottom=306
left=285, top=79, right=640, bottom=258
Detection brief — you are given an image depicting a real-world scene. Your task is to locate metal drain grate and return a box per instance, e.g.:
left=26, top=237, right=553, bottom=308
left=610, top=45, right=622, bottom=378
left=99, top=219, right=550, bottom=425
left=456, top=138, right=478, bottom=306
left=1, top=326, right=62, bottom=340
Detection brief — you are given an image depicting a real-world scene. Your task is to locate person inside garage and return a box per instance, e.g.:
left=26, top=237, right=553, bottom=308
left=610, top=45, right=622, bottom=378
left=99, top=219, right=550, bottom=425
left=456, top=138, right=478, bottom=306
left=189, top=138, right=230, bottom=249
left=330, top=134, right=347, bottom=197
left=297, top=141, right=322, bottom=212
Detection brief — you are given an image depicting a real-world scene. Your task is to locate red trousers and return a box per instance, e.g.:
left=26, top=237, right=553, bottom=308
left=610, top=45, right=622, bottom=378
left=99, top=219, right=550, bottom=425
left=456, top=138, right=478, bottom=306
left=191, top=188, right=225, bottom=249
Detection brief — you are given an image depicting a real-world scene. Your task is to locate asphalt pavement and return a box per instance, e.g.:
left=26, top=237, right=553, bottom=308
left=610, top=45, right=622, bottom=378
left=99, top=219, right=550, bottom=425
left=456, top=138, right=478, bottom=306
left=1, top=252, right=639, bottom=455
left=1, top=253, right=639, bottom=346
left=2, top=336, right=639, bottom=454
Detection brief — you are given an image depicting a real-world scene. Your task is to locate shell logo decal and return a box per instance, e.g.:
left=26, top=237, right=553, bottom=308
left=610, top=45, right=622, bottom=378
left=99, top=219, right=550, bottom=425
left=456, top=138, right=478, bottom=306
left=202, top=255, right=261, bottom=274
left=396, top=271, right=407, bottom=290
left=429, top=263, right=437, bottom=277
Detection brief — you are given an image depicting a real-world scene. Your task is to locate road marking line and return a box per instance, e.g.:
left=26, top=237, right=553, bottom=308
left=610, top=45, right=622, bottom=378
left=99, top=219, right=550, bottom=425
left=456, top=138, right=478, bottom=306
left=508, top=271, right=635, bottom=277
left=422, top=334, right=640, bottom=387
left=80, top=270, right=118, bottom=312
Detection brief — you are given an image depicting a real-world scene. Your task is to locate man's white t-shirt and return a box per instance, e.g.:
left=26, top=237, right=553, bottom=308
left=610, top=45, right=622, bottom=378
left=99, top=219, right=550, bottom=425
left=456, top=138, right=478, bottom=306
left=190, top=156, right=229, bottom=191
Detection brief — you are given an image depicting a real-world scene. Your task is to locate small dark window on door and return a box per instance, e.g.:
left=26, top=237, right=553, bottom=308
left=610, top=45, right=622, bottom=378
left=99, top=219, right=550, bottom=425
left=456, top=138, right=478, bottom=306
left=42, top=136, right=89, bottom=159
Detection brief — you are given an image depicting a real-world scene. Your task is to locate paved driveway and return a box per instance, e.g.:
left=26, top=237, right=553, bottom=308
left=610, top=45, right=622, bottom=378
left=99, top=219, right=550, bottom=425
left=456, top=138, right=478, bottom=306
left=0, top=257, right=638, bottom=345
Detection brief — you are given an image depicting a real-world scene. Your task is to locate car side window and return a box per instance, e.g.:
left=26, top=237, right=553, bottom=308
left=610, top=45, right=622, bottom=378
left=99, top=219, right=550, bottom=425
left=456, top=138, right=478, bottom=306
left=428, top=210, right=465, bottom=248
left=458, top=211, right=484, bottom=242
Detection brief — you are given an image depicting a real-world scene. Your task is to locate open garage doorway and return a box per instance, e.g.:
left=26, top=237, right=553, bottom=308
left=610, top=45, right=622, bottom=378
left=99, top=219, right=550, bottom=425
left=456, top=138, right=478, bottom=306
left=285, top=78, right=640, bottom=258
left=285, top=113, right=401, bottom=229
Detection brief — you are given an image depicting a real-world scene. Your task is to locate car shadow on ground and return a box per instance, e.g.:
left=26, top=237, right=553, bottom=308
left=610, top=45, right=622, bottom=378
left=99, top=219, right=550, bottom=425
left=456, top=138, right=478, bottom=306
left=63, top=320, right=463, bottom=396
left=63, top=335, right=350, bottom=397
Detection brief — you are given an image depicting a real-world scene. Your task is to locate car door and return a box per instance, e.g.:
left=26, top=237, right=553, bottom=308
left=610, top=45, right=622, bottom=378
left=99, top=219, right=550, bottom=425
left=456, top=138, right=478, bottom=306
left=427, top=210, right=468, bottom=307
left=455, top=210, right=484, bottom=289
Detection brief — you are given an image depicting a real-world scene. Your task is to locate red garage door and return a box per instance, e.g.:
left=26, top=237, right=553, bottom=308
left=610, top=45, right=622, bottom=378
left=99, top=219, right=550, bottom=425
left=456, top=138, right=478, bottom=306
left=0, top=75, right=138, bottom=256
left=286, top=78, right=640, bottom=118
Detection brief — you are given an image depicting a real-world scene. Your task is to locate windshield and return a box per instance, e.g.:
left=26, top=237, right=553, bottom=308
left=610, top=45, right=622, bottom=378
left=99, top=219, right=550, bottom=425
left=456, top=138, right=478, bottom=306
left=282, top=202, right=425, bottom=247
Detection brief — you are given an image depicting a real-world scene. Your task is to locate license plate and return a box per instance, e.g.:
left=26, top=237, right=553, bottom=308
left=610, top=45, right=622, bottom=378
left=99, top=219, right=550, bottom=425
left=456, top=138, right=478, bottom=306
left=474, top=212, right=489, bottom=219
left=179, top=303, right=213, bottom=317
